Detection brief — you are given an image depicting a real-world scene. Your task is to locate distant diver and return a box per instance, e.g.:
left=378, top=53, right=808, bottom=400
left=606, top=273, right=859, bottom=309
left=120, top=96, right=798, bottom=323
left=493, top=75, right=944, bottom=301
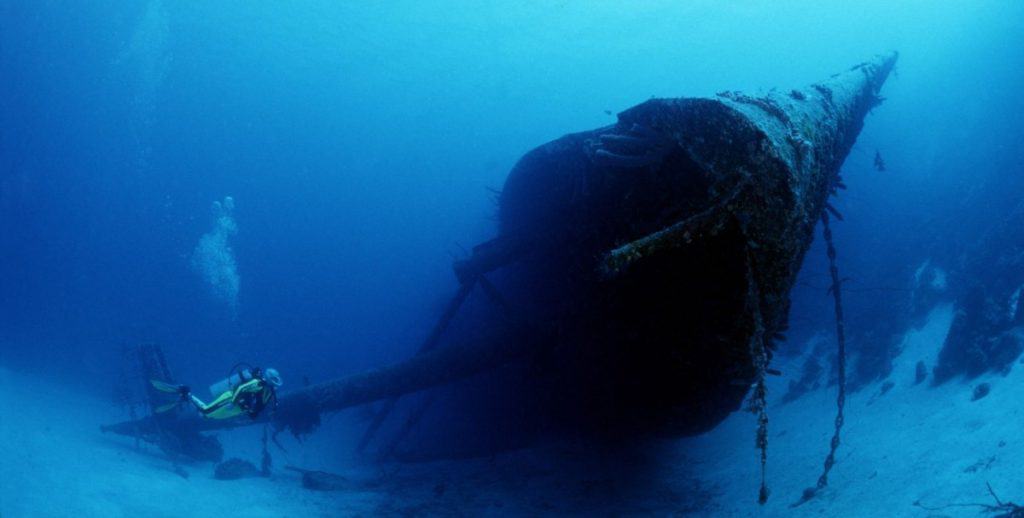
left=873, top=150, right=886, bottom=171
left=152, top=366, right=282, bottom=420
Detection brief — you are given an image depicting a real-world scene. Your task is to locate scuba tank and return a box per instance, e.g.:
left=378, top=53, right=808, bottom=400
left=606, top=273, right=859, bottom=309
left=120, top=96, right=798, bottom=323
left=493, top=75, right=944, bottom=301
left=209, top=367, right=256, bottom=396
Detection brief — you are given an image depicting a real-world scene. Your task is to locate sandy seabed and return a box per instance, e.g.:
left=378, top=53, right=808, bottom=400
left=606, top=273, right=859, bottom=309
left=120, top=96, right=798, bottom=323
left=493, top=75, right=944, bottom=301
left=2, top=304, right=1019, bottom=516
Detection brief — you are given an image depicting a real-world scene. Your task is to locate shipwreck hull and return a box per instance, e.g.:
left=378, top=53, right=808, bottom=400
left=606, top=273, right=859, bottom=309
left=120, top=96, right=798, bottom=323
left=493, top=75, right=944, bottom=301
left=104, top=53, right=897, bottom=458
left=479, top=52, right=898, bottom=437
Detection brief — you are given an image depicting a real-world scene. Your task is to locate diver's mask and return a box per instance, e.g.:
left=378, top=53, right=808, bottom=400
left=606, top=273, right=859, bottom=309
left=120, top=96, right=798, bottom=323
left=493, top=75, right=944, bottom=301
left=264, top=368, right=283, bottom=387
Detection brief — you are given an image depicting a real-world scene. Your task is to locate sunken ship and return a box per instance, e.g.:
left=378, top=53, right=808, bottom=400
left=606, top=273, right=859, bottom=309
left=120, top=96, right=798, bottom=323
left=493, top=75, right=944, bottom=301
left=104, top=53, right=898, bottom=461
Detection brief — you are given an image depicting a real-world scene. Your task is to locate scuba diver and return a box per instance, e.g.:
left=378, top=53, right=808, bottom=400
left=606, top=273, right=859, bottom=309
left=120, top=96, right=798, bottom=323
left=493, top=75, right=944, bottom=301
left=151, top=366, right=282, bottom=420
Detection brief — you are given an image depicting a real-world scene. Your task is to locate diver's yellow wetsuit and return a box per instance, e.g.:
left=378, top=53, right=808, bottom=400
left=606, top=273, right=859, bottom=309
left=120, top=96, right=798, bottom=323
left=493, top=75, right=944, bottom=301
left=189, top=378, right=275, bottom=419
left=152, top=377, right=276, bottom=420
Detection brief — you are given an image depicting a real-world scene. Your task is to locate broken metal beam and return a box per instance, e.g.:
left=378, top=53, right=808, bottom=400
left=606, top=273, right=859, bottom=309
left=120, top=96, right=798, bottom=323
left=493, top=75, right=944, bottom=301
left=102, top=325, right=544, bottom=437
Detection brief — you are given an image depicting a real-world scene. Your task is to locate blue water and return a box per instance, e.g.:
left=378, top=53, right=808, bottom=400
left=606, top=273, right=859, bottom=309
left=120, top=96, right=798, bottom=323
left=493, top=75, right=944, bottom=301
left=2, top=1, right=1024, bottom=515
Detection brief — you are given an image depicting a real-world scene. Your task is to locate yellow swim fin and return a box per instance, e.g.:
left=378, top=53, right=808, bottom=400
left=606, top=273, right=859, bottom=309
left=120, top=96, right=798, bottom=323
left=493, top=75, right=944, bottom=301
left=154, top=400, right=183, bottom=413
left=150, top=379, right=182, bottom=393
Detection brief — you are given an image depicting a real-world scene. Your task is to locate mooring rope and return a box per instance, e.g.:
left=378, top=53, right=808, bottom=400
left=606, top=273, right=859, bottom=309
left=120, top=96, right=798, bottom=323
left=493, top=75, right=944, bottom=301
left=793, top=210, right=847, bottom=507
left=745, top=253, right=771, bottom=505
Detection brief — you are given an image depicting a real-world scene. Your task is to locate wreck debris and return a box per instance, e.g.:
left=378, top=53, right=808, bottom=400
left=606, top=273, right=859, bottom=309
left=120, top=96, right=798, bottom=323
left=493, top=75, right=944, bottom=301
left=914, top=482, right=1024, bottom=517
left=102, top=344, right=223, bottom=464
left=879, top=380, right=895, bottom=396
left=972, top=382, right=992, bottom=401
left=873, top=150, right=886, bottom=171
left=214, top=458, right=265, bottom=480
left=285, top=466, right=358, bottom=492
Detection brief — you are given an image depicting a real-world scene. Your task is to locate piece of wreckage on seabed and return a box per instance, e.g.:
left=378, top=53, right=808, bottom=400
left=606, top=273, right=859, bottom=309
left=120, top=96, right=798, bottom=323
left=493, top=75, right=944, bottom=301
left=104, top=53, right=898, bottom=504
left=106, top=344, right=224, bottom=478
left=105, top=344, right=350, bottom=488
